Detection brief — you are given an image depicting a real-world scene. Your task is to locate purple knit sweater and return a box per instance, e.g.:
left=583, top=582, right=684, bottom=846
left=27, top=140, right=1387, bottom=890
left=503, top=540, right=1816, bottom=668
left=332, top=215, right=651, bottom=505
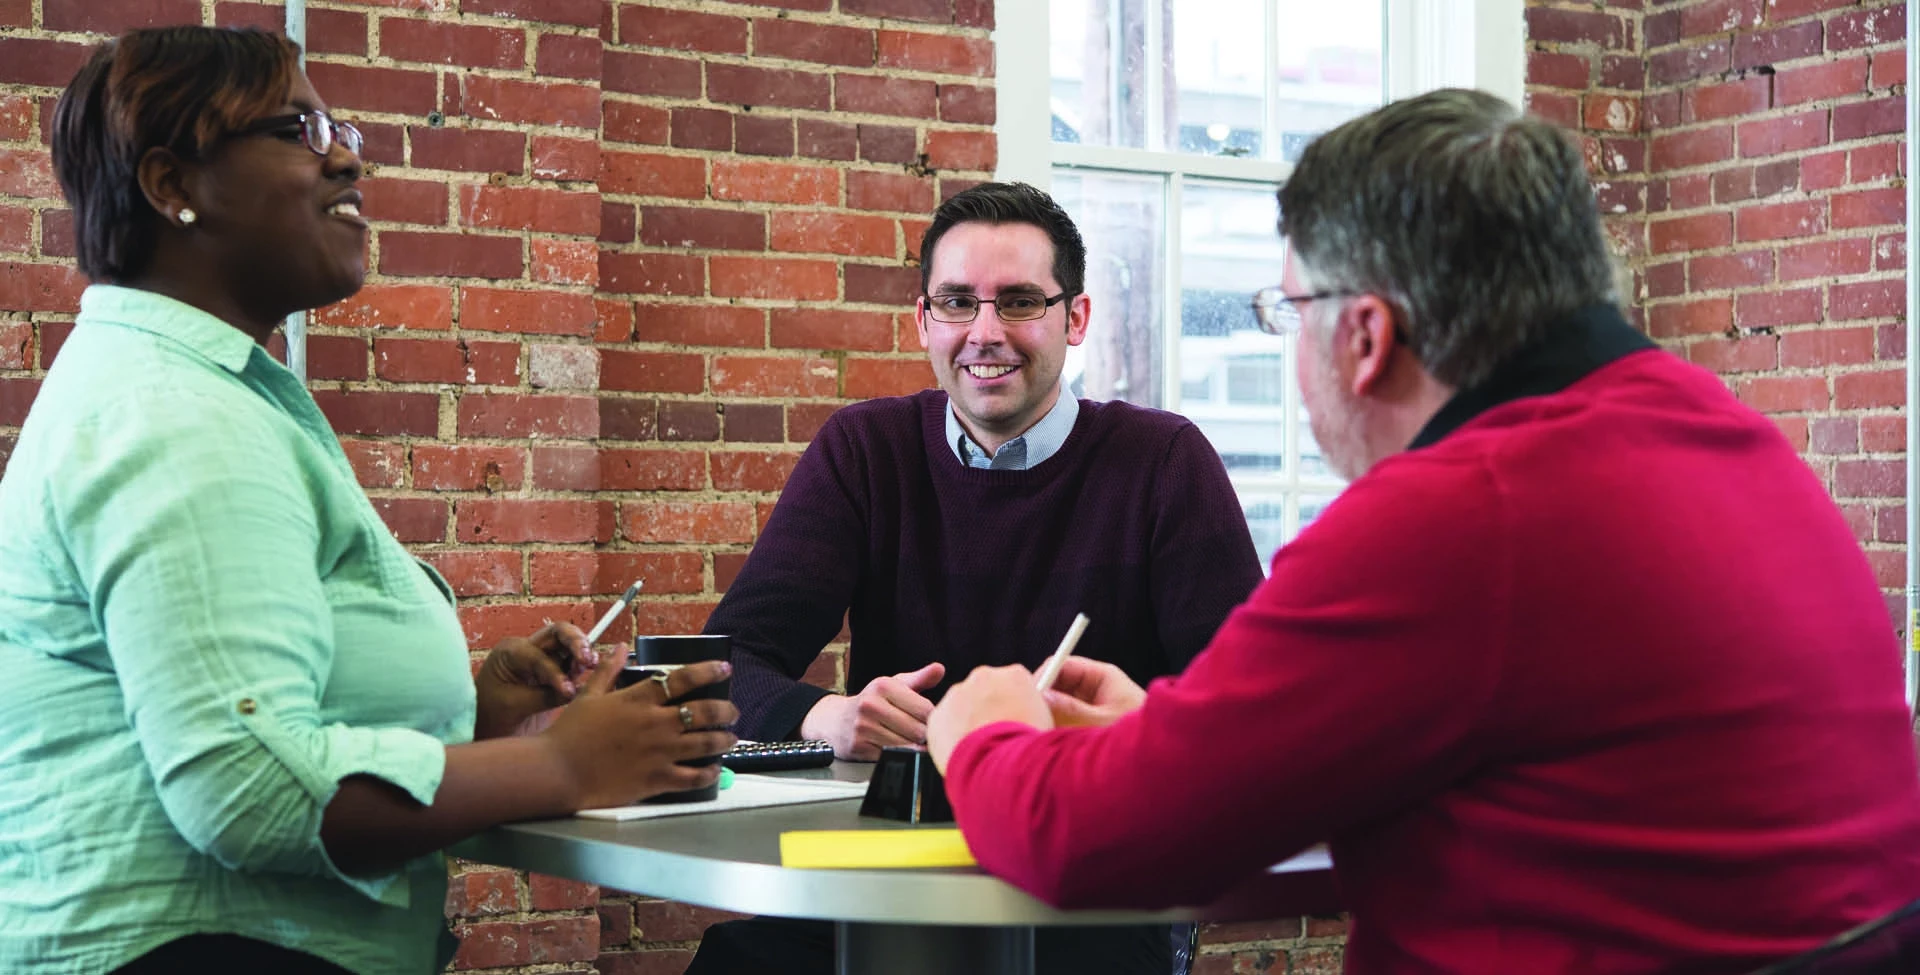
left=707, top=389, right=1264, bottom=742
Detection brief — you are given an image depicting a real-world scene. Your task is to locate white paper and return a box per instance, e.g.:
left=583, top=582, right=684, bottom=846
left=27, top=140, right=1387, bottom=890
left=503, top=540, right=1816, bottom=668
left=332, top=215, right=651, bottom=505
left=577, top=774, right=869, bottom=821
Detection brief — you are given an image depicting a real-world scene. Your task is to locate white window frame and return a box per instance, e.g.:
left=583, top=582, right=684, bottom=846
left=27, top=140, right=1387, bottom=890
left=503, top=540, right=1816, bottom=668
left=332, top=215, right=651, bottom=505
left=991, top=0, right=1523, bottom=547
left=995, top=0, right=1525, bottom=189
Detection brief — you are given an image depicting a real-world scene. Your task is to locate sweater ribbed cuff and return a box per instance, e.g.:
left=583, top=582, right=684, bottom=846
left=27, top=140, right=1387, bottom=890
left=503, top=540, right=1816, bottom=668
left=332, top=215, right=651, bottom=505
left=753, top=682, right=833, bottom=742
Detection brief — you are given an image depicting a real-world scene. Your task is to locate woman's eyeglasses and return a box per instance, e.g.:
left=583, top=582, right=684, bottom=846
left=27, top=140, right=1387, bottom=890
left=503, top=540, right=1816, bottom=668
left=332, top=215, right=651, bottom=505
left=235, top=111, right=363, bottom=158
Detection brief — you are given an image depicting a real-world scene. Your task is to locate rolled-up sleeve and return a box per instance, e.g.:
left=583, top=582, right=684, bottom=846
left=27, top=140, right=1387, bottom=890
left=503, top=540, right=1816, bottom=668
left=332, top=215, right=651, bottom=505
left=53, top=391, right=444, bottom=907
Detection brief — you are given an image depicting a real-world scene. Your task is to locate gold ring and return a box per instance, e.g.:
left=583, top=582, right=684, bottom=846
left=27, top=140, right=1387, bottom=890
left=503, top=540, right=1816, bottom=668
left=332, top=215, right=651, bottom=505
left=678, top=705, right=695, bottom=732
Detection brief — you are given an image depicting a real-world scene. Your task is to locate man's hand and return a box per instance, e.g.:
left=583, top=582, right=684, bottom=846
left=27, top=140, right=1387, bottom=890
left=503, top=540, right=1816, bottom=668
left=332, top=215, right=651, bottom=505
left=801, top=662, right=946, bottom=760
left=927, top=664, right=1053, bottom=773
left=1041, top=657, right=1147, bottom=728
left=474, top=622, right=608, bottom=740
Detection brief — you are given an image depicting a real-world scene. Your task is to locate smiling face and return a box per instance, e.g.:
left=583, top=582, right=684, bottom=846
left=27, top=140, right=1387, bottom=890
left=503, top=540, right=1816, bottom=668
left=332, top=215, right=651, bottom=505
left=179, top=71, right=367, bottom=327
left=916, top=221, right=1090, bottom=453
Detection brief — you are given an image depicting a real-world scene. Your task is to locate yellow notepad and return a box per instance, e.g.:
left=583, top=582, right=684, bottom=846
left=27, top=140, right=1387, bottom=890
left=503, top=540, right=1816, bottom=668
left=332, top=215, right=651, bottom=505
left=779, top=829, right=978, bottom=869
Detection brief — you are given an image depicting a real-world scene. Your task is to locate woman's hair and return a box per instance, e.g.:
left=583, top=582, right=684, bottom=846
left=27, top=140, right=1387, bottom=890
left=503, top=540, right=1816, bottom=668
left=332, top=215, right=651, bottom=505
left=51, top=26, right=301, bottom=283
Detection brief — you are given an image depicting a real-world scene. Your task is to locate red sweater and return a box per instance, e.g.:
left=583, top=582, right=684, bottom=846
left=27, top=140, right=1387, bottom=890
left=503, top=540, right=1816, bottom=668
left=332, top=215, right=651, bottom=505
left=947, top=307, right=1920, bottom=974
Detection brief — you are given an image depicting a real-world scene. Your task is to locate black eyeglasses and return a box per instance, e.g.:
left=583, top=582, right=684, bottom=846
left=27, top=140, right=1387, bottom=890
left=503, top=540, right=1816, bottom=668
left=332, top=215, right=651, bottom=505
left=1249, top=287, right=1363, bottom=336
left=234, top=111, right=363, bottom=157
left=923, top=291, right=1073, bottom=324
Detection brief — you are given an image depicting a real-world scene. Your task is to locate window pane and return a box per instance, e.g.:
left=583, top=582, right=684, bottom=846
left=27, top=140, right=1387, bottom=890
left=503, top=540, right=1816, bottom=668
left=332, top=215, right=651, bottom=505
left=1300, top=493, right=1338, bottom=528
left=1298, top=398, right=1331, bottom=479
left=1242, top=492, right=1341, bottom=572
left=1181, top=372, right=1214, bottom=402
left=1226, top=355, right=1285, bottom=404
left=1178, top=181, right=1287, bottom=475
left=1275, top=0, right=1386, bottom=160
left=1050, top=0, right=1158, bottom=149
left=1243, top=497, right=1287, bottom=570
left=1051, top=0, right=1386, bottom=160
left=1171, top=0, right=1267, bottom=158
left=1053, top=171, right=1167, bottom=407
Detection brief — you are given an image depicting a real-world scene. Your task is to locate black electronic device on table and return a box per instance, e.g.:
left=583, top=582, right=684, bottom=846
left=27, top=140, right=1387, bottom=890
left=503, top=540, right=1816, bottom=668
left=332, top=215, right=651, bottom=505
left=721, top=739, right=835, bottom=773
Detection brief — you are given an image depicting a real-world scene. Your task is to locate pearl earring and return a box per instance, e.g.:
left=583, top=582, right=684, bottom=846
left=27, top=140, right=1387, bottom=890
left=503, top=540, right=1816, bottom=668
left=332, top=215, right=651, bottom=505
left=178, top=208, right=197, bottom=226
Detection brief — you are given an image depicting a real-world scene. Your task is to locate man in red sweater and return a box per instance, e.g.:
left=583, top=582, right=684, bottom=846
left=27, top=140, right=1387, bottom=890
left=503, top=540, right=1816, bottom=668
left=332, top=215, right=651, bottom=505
left=928, top=88, right=1920, bottom=974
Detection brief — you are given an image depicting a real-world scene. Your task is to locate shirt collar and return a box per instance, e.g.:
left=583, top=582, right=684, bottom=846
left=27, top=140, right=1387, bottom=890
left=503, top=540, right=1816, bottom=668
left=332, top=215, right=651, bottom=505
left=1408, top=302, right=1656, bottom=450
left=946, top=387, right=1081, bottom=470
left=77, top=284, right=264, bottom=375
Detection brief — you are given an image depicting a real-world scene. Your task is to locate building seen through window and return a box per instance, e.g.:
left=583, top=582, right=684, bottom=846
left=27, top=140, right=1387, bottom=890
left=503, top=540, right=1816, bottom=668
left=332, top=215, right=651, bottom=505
left=1044, top=0, right=1383, bottom=567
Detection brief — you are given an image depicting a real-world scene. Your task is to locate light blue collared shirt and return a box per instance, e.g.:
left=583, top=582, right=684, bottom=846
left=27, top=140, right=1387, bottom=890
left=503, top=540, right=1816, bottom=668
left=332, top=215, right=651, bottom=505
left=0, top=285, right=473, bottom=974
left=946, top=387, right=1080, bottom=470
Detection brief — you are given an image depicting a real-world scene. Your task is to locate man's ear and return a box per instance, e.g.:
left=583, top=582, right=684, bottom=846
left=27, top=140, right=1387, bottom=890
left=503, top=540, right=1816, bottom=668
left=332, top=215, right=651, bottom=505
left=1064, top=292, right=1090, bottom=347
left=135, top=145, right=193, bottom=228
left=1340, top=294, right=1400, bottom=397
left=914, top=296, right=932, bottom=350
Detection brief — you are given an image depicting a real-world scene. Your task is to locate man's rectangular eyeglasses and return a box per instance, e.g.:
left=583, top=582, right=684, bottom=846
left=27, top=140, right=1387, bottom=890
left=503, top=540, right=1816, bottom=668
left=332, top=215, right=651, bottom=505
left=923, top=291, right=1072, bottom=324
left=236, top=111, right=363, bottom=158
left=1249, top=286, right=1362, bottom=336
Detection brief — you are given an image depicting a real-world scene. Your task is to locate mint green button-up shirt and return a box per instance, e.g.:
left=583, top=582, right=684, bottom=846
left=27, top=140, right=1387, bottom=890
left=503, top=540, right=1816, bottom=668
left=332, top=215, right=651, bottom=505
left=0, top=286, right=475, bottom=974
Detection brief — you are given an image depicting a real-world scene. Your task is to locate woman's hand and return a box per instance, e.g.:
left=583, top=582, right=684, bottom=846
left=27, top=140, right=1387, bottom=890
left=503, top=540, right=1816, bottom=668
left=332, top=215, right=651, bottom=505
left=538, top=660, right=740, bottom=809
left=473, top=622, right=606, bottom=740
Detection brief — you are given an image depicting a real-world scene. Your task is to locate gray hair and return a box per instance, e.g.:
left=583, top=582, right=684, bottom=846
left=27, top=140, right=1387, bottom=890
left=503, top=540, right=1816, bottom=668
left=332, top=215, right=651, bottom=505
left=1277, top=88, right=1619, bottom=390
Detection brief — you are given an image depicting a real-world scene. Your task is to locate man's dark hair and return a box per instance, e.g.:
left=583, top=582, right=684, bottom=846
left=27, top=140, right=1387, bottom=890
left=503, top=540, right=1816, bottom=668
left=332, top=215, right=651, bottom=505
left=918, top=182, right=1087, bottom=296
left=1278, top=88, right=1619, bottom=389
left=52, top=26, right=300, bottom=283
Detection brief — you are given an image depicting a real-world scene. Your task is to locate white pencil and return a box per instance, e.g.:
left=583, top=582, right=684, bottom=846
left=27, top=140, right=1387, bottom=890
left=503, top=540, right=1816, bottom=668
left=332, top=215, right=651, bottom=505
left=1033, top=613, right=1090, bottom=692
left=583, top=579, right=644, bottom=646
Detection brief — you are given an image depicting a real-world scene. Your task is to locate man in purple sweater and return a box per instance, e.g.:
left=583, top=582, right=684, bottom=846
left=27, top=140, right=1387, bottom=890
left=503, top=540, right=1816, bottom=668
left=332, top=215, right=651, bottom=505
left=686, top=183, right=1263, bottom=975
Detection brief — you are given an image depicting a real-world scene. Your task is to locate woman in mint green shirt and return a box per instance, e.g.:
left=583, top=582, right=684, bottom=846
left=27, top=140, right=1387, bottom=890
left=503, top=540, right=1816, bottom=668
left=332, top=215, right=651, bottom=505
left=0, top=27, right=737, bottom=974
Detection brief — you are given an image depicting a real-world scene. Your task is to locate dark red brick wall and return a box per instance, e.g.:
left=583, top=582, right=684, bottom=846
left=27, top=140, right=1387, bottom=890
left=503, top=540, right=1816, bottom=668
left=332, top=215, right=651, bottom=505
left=1525, top=0, right=1908, bottom=621
left=1643, top=0, right=1908, bottom=606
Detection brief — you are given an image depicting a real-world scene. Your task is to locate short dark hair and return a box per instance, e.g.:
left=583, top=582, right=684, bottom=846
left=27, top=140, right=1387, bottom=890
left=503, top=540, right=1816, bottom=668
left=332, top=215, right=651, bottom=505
left=51, top=26, right=301, bottom=283
left=918, top=182, right=1087, bottom=297
left=1278, top=88, right=1619, bottom=389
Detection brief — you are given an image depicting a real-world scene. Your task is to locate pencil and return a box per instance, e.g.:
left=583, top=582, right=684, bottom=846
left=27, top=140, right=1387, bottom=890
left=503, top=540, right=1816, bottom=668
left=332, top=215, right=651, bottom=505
left=1033, top=613, right=1090, bottom=692
left=583, top=579, right=644, bottom=646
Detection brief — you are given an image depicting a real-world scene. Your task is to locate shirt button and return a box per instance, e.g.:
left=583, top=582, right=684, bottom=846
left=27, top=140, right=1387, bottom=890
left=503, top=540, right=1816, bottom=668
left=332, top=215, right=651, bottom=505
left=237, top=699, right=257, bottom=715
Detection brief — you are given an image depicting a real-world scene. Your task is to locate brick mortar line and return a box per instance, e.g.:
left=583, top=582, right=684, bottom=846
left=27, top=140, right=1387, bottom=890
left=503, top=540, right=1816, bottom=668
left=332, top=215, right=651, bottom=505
left=1644, top=24, right=1905, bottom=50
left=1641, top=234, right=1905, bottom=254
left=1645, top=293, right=1906, bottom=306
left=607, top=0, right=994, bottom=36
left=1637, top=110, right=1907, bottom=135
left=314, top=5, right=598, bottom=34
left=1641, top=248, right=1906, bottom=266
left=447, top=907, right=600, bottom=922
left=300, top=47, right=997, bottom=86
left=594, top=127, right=998, bottom=146
left=598, top=84, right=1000, bottom=104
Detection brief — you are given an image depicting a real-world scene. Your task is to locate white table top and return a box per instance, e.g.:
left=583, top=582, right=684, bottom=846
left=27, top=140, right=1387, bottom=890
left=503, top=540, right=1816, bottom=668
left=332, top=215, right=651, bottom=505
left=452, top=762, right=1338, bottom=927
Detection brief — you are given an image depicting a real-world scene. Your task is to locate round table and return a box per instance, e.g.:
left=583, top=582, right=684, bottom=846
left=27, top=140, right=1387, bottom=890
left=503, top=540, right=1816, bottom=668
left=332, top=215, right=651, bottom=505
left=453, top=762, right=1337, bottom=975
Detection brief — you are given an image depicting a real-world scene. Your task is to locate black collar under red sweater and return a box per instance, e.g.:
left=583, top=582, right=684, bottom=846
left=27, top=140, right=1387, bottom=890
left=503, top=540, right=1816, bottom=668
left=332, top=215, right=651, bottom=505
left=1408, top=302, right=1657, bottom=451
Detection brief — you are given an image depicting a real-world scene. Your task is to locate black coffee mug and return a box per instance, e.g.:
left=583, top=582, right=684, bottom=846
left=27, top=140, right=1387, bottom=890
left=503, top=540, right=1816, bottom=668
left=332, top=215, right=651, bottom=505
left=615, top=634, right=732, bottom=804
